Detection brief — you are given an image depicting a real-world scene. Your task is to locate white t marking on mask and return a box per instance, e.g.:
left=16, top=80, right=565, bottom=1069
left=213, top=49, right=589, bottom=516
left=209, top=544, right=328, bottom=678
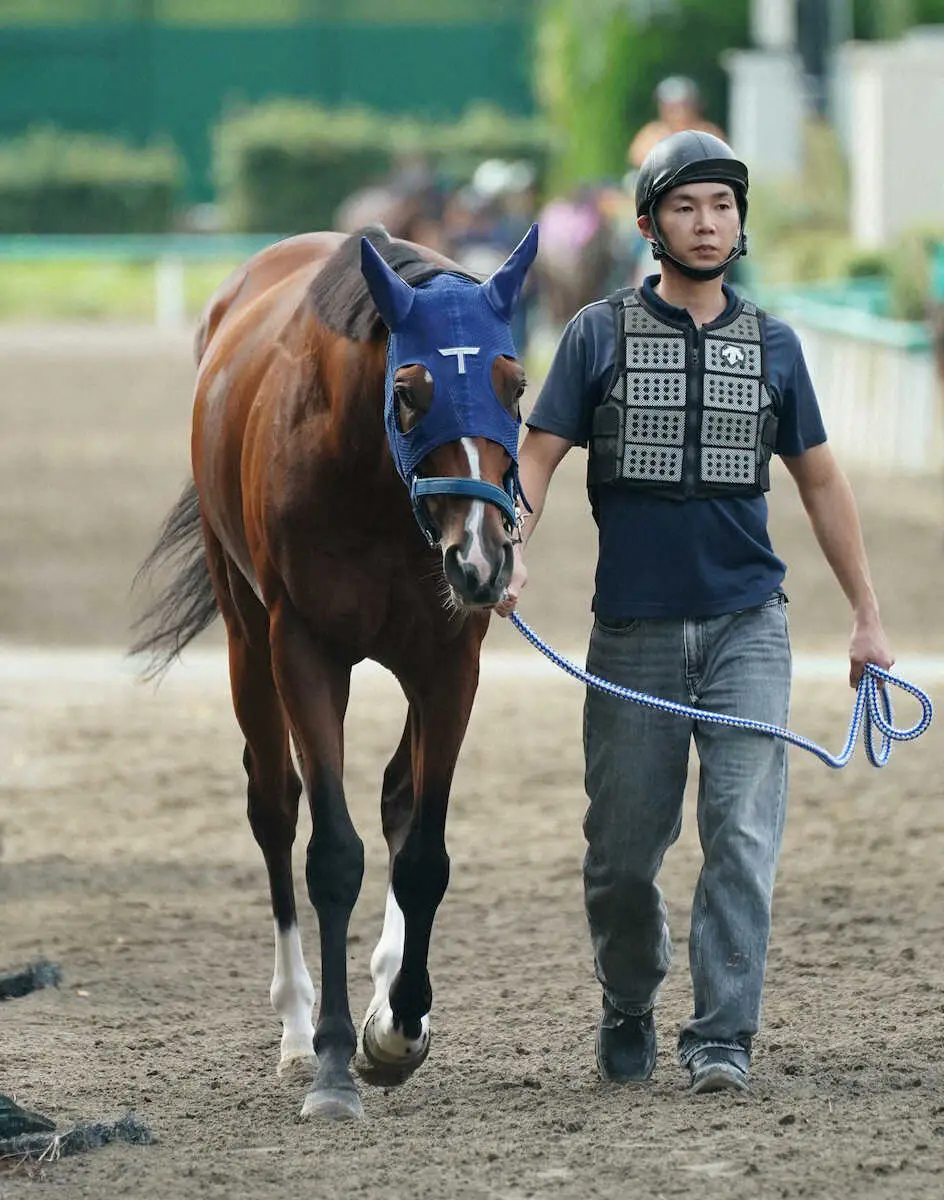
left=438, top=346, right=480, bottom=375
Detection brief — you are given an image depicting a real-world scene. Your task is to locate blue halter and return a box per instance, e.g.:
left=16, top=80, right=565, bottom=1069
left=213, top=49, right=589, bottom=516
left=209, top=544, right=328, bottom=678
left=361, top=226, right=538, bottom=546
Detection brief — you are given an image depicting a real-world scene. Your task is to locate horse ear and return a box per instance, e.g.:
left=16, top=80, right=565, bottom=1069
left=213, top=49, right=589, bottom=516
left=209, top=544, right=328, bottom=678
left=360, top=236, right=415, bottom=330
left=481, top=223, right=539, bottom=323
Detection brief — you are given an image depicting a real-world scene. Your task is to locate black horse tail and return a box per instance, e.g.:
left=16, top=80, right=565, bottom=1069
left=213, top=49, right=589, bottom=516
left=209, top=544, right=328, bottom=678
left=130, top=479, right=219, bottom=681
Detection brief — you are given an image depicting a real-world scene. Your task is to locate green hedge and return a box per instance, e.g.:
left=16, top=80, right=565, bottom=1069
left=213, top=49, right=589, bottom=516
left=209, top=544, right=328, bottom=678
left=0, top=127, right=183, bottom=233
left=214, top=102, right=554, bottom=234
left=420, top=105, right=555, bottom=183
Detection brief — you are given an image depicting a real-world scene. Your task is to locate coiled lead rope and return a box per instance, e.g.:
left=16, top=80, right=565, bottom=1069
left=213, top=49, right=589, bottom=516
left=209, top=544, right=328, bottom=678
left=510, top=612, right=933, bottom=769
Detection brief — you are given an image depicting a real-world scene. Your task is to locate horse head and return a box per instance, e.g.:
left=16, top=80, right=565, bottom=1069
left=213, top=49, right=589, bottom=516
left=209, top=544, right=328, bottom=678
left=361, top=224, right=538, bottom=609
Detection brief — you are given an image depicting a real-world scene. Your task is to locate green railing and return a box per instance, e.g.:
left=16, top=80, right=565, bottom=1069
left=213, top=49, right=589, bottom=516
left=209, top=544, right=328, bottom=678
left=0, top=233, right=285, bottom=325
left=931, top=241, right=944, bottom=304
left=0, top=234, right=280, bottom=261
left=749, top=277, right=933, bottom=352
left=1, top=237, right=941, bottom=339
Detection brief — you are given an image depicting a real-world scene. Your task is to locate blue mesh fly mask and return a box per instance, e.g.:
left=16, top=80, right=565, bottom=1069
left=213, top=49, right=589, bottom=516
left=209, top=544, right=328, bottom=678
left=360, top=225, right=538, bottom=546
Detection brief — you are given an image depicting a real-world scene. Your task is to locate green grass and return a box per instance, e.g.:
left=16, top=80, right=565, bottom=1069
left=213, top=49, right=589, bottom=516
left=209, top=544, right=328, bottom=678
left=0, top=259, right=239, bottom=322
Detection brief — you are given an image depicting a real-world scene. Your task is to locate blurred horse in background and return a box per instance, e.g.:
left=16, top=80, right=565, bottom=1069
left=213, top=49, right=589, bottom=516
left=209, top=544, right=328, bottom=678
left=533, top=190, right=616, bottom=326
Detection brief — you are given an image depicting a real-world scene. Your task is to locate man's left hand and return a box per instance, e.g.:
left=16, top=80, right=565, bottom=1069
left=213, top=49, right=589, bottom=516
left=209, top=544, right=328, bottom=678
left=849, top=614, right=894, bottom=688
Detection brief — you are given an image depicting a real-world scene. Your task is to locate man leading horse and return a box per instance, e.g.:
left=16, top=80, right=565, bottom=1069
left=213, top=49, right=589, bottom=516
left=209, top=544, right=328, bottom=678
left=497, top=131, right=894, bottom=1095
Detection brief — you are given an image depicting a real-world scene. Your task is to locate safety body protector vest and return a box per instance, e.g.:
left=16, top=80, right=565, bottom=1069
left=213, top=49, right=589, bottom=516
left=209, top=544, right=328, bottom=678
left=588, top=288, right=779, bottom=501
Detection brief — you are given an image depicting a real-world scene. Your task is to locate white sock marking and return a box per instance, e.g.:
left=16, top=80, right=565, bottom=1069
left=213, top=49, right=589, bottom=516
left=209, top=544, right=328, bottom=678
left=363, top=885, right=429, bottom=1060
left=270, top=921, right=316, bottom=1067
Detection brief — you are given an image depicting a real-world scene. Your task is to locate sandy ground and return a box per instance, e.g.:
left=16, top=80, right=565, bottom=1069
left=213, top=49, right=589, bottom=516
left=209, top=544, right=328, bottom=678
left=1, top=327, right=944, bottom=1199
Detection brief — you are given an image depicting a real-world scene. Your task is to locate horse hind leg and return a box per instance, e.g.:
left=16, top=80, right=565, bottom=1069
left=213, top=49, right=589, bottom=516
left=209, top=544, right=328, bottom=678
left=247, top=734, right=317, bottom=1083
left=357, top=712, right=431, bottom=1087
left=212, top=548, right=316, bottom=1082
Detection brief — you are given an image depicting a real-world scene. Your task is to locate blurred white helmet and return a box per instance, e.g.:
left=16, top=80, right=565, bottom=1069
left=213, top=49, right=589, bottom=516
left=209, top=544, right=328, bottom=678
left=655, top=75, right=700, bottom=105
left=471, top=159, right=536, bottom=200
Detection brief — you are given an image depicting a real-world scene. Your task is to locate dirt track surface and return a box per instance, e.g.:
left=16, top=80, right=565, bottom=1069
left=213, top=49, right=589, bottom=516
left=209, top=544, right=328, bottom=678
left=2, top=327, right=944, bottom=1199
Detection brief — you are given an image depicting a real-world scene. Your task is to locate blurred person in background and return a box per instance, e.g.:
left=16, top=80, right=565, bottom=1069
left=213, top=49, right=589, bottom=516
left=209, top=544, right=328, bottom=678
left=496, top=131, right=894, bottom=1095
left=533, top=186, right=615, bottom=330
left=627, top=76, right=726, bottom=170
left=443, top=159, right=539, bottom=352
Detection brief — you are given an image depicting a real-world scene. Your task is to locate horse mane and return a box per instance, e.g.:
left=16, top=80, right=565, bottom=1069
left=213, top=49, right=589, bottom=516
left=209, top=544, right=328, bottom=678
left=307, top=226, right=464, bottom=342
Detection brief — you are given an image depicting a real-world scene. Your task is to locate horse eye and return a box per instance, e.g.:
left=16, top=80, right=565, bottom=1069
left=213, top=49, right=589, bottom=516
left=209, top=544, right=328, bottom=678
left=394, top=383, right=416, bottom=409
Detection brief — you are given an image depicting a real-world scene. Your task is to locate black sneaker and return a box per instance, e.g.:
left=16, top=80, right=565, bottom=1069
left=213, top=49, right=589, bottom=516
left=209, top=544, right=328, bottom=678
left=686, top=1045, right=750, bottom=1094
left=595, top=999, right=657, bottom=1083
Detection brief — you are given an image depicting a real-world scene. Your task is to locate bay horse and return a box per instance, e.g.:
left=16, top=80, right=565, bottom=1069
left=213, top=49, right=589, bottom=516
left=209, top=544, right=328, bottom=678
left=131, top=223, right=538, bottom=1120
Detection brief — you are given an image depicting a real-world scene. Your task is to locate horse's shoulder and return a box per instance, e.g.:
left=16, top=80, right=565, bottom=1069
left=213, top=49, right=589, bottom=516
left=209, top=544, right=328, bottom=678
left=195, top=232, right=349, bottom=365
left=245, top=232, right=349, bottom=280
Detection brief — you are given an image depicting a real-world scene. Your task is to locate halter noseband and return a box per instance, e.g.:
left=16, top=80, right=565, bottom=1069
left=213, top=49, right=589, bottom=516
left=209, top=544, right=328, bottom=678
left=409, top=470, right=523, bottom=548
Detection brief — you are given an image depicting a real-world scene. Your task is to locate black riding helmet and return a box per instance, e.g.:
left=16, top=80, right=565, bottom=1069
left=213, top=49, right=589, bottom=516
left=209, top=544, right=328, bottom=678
left=635, top=130, right=749, bottom=281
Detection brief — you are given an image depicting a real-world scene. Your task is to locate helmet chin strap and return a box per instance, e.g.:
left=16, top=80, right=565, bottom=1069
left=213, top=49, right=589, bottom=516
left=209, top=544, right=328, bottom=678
left=648, top=215, right=747, bottom=282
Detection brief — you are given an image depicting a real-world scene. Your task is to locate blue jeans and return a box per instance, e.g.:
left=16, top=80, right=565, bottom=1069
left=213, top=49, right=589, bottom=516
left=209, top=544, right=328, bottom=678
left=582, top=596, right=791, bottom=1060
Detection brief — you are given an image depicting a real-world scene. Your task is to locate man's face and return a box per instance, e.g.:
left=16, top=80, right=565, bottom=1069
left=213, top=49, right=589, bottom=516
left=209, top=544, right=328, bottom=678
left=640, top=181, right=740, bottom=272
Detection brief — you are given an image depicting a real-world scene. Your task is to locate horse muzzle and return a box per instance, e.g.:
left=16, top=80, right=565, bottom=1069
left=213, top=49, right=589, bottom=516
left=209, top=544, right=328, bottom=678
left=442, top=538, right=513, bottom=607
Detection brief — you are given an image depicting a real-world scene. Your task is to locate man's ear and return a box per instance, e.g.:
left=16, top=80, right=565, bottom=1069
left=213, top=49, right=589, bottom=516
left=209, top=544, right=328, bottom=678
left=637, top=214, right=654, bottom=241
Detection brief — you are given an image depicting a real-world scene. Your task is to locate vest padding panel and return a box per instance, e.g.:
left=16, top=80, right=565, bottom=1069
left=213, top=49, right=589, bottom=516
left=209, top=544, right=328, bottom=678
left=590, top=290, right=778, bottom=500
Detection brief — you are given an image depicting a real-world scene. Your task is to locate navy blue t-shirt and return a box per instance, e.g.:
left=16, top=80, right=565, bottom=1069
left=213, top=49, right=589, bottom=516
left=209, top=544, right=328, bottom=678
left=526, top=276, right=827, bottom=619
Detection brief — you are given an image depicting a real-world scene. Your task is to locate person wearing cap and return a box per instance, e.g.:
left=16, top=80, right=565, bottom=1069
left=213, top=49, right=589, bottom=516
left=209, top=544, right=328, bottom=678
left=496, top=131, right=893, bottom=1094
left=628, top=77, right=726, bottom=170
left=623, top=79, right=727, bottom=287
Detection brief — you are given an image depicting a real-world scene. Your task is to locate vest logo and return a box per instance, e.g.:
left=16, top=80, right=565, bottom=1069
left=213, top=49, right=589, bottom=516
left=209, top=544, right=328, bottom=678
left=719, top=343, right=746, bottom=368
left=438, top=346, right=480, bottom=375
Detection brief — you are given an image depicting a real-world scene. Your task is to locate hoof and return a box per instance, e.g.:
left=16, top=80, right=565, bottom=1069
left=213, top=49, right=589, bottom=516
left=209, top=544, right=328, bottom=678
left=277, top=1052, right=317, bottom=1084
left=300, top=1084, right=363, bottom=1121
left=356, top=1010, right=431, bottom=1088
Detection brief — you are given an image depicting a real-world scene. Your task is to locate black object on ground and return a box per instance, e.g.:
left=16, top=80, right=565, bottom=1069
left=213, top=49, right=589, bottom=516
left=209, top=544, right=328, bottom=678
left=0, top=1097, right=56, bottom=1139
left=0, top=960, right=62, bottom=1001
left=0, top=1113, right=152, bottom=1161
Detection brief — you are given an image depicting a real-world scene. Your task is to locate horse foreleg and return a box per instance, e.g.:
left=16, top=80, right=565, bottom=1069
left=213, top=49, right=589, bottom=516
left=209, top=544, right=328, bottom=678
left=269, top=598, right=364, bottom=1121
left=357, top=715, right=431, bottom=1085
left=362, top=652, right=479, bottom=1083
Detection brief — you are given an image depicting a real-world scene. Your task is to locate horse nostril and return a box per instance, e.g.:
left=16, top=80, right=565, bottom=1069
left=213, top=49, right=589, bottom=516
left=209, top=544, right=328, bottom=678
left=443, top=544, right=459, bottom=578
left=443, top=545, right=474, bottom=591
left=489, top=541, right=513, bottom=590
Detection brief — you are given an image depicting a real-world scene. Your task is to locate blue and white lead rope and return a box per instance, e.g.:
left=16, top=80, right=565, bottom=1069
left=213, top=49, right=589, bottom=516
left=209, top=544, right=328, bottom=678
left=509, top=612, right=933, bottom=769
